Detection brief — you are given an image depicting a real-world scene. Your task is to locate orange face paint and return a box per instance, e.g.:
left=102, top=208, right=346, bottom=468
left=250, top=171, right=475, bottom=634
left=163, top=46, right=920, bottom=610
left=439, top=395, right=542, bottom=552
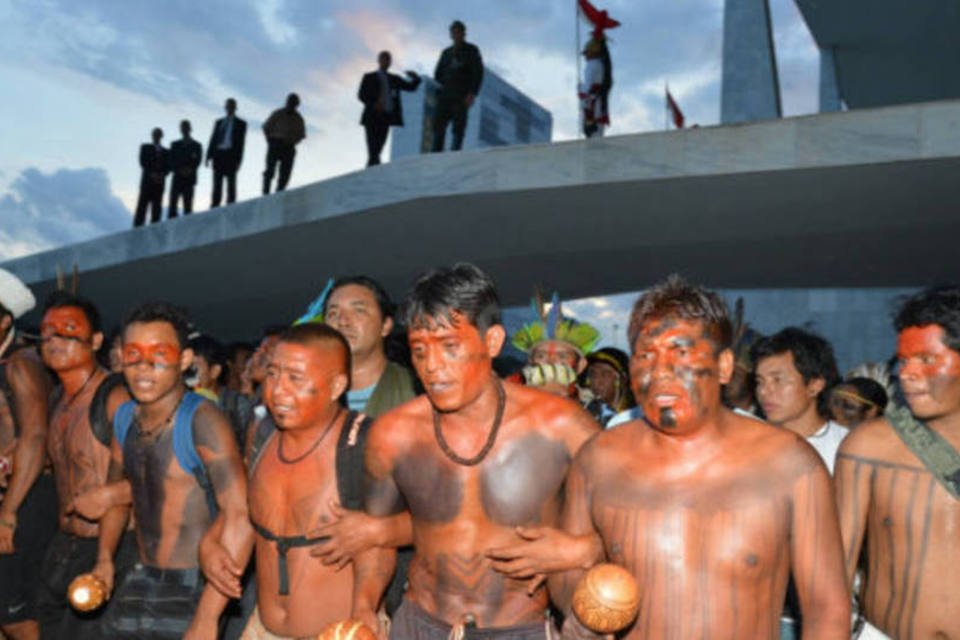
left=121, top=342, right=181, bottom=369
left=408, top=312, right=493, bottom=412
left=897, top=325, right=960, bottom=420
left=631, top=318, right=720, bottom=433
left=40, top=307, right=92, bottom=343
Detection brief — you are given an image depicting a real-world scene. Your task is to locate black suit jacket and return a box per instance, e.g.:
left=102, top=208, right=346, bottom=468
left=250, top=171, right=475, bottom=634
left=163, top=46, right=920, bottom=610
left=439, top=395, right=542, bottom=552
left=139, top=143, right=169, bottom=187
left=170, top=138, right=203, bottom=185
left=358, top=70, right=421, bottom=127
left=206, top=116, right=247, bottom=169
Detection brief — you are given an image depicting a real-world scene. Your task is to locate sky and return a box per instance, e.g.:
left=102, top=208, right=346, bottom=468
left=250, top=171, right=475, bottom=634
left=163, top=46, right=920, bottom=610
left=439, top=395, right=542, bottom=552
left=0, top=0, right=821, bottom=262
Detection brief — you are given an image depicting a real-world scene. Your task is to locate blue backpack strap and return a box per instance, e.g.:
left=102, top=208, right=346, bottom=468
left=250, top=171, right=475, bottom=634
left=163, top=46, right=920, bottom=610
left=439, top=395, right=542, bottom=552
left=172, top=392, right=219, bottom=518
left=113, top=400, right=137, bottom=448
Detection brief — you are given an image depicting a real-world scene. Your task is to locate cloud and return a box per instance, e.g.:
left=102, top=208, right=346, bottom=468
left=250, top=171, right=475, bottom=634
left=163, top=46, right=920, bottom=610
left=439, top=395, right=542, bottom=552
left=0, top=167, right=130, bottom=260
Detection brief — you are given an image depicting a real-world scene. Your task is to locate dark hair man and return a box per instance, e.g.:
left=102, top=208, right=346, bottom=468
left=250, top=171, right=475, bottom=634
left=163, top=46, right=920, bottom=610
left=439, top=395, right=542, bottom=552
left=358, top=51, right=421, bottom=167
left=240, top=323, right=391, bottom=637
left=206, top=98, right=247, bottom=208
left=0, top=269, right=56, bottom=640
left=261, top=93, right=306, bottom=195
left=35, top=292, right=135, bottom=639
left=353, top=263, right=599, bottom=638
left=133, top=128, right=170, bottom=228
left=753, top=327, right=847, bottom=472
left=93, top=301, right=252, bottom=639
left=169, top=120, right=203, bottom=219
left=189, top=335, right=254, bottom=447
left=829, top=377, right=887, bottom=428
left=431, top=20, right=483, bottom=152
left=550, top=276, right=849, bottom=639
left=836, top=286, right=960, bottom=639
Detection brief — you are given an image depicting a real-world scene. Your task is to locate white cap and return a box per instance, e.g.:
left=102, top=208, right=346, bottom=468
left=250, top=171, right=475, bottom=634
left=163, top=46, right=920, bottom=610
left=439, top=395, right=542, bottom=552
left=0, top=269, right=36, bottom=319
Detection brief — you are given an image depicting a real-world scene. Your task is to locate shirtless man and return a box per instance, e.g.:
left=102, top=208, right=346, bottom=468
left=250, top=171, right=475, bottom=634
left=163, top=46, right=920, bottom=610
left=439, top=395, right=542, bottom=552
left=836, top=285, right=960, bottom=639
left=0, top=269, right=56, bottom=640
left=35, top=293, right=135, bottom=639
left=355, top=263, right=600, bottom=638
left=240, top=323, right=390, bottom=638
left=551, top=276, right=849, bottom=639
left=93, top=301, right=253, bottom=639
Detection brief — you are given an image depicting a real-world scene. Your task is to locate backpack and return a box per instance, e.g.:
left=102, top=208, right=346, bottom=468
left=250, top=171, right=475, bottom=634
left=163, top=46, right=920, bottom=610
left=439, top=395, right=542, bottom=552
left=114, top=391, right=218, bottom=516
left=248, top=409, right=373, bottom=510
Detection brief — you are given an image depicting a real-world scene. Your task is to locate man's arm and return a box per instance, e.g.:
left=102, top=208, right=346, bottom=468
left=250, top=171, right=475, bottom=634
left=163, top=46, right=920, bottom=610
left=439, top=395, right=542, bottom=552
left=352, top=418, right=405, bottom=629
left=789, top=449, right=850, bottom=639
left=310, top=503, right=412, bottom=568
left=92, top=437, right=131, bottom=594
left=433, top=49, right=447, bottom=84
left=205, top=121, right=217, bottom=164
left=189, top=404, right=254, bottom=633
left=236, top=119, right=246, bottom=166
left=469, top=45, right=484, bottom=97
left=397, top=72, right=421, bottom=92
left=0, top=353, right=51, bottom=553
left=834, top=434, right=873, bottom=587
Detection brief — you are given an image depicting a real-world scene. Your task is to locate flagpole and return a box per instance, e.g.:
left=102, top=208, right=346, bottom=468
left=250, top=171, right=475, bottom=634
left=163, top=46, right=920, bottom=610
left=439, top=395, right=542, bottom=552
left=664, top=83, right=669, bottom=131
left=576, top=0, right=582, bottom=139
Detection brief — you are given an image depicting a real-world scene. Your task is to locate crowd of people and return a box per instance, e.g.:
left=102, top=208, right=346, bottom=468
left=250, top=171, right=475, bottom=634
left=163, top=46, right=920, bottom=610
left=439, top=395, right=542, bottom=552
left=132, top=19, right=488, bottom=228
left=0, top=263, right=957, bottom=640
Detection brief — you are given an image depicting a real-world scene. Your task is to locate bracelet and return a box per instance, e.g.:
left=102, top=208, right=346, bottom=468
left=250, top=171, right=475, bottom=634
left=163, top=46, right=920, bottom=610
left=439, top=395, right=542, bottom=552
left=0, top=516, right=15, bottom=530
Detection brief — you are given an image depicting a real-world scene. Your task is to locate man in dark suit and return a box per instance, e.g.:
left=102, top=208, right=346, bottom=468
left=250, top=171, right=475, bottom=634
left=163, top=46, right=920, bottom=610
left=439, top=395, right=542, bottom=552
left=206, top=98, right=246, bottom=208
left=133, top=127, right=170, bottom=227
left=358, top=51, right=421, bottom=167
left=168, top=120, right=202, bottom=218
left=432, top=20, right=483, bottom=152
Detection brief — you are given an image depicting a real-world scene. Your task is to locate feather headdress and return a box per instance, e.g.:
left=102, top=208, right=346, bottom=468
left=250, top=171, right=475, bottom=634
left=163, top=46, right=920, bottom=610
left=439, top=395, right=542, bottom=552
left=511, top=291, right=600, bottom=356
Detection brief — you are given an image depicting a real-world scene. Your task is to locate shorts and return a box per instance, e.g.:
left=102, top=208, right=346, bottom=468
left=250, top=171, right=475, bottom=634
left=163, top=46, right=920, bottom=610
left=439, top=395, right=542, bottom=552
left=240, top=606, right=311, bottom=640
left=98, top=564, right=204, bottom=639
left=390, top=600, right=555, bottom=640
left=0, top=473, right=58, bottom=624
left=35, top=529, right=138, bottom=639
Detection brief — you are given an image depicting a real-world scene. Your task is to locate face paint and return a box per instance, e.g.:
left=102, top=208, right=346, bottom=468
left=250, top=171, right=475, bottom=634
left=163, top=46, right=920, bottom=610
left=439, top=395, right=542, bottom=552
left=630, top=318, right=721, bottom=434
left=122, top=322, right=187, bottom=405
left=40, top=307, right=92, bottom=343
left=408, top=313, right=494, bottom=412
left=897, top=325, right=960, bottom=420
left=530, top=340, right=581, bottom=370
left=122, top=342, right=181, bottom=369
left=40, top=307, right=96, bottom=373
left=264, top=342, right=342, bottom=430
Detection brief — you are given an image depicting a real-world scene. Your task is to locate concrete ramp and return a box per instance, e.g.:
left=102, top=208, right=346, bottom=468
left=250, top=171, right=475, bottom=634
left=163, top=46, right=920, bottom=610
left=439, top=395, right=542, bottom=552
left=4, top=100, right=960, bottom=338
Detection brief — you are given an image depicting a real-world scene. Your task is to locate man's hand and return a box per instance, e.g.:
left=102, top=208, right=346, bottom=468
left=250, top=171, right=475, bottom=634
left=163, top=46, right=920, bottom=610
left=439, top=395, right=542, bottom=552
left=309, top=501, right=381, bottom=569
left=353, top=605, right=387, bottom=640
left=406, top=70, right=419, bottom=79
left=205, top=157, right=211, bottom=167
left=67, top=486, right=110, bottom=521
left=486, top=527, right=603, bottom=595
left=91, top=557, right=115, bottom=596
left=0, top=510, right=16, bottom=554
left=199, top=531, right=243, bottom=598
left=464, top=94, right=475, bottom=107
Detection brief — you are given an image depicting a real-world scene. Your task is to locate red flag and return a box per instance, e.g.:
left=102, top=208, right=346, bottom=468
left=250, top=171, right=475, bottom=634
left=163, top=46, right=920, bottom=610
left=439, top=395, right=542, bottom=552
left=666, top=89, right=685, bottom=129
left=578, top=0, right=620, bottom=36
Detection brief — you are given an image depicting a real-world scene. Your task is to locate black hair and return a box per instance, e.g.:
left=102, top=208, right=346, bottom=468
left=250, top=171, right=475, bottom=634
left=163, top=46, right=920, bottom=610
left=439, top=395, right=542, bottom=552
left=450, top=20, right=466, bottom=31
left=845, top=377, right=889, bottom=411
left=751, top=327, right=840, bottom=419
left=260, top=325, right=287, bottom=341
left=42, top=291, right=102, bottom=334
left=894, top=285, right=960, bottom=353
left=402, top=263, right=501, bottom=334
left=189, top=335, right=225, bottom=368
left=326, top=275, right=395, bottom=320
left=627, top=275, right=732, bottom=353
left=278, top=323, right=351, bottom=377
left=0, top=302, right=10, bottom=322
left=121, top=301, right=191, bottom=349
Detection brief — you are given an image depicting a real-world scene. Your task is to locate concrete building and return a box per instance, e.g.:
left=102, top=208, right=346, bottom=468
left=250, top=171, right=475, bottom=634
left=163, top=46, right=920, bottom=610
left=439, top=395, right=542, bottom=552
left=3, top=100, right=958, bottom=368
left=390, top=68, right=552, bottom=159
